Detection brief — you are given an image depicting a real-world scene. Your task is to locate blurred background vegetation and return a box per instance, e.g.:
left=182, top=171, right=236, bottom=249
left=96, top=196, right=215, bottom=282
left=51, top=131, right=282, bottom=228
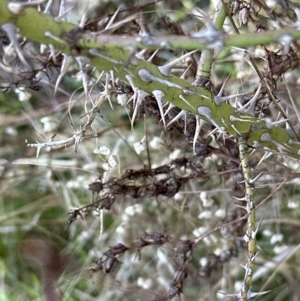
left=1, top=0, right=300, bottom=300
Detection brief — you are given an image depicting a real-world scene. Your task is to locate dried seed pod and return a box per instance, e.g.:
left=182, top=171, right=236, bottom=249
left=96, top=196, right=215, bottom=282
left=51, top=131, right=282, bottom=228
left=123, top=168, right=152, bottom=180
left=167, top=284, right=182, bottom=299
left=171, top=266, right=187, bottom=286
left=104, top=257, right=120, bottom=273
left=152, top=165, right=171, bottom=175
left=98, top=194, right=115, bottom=210
left=103, top=243, right=129, bottom=258
left=239, top=6, right=250, bottom=25
left=145, top=184, right=158, bottom=196
left=265, top=48, right=300, bottom=79
left=134, top=230, right=169, bottom=260
left=173, top=240, right=194, bottom=261
left=89, top=180, right=103, bottom=202
left=89, top=258, right=104, bottom=273
left=134, top=236, right=148, bottom=249
left=141, top=231, right=169, bottom=245
left=163, top=177, right=182, bottom=197
left=125, top=186, right=141, bottom=198
left=109, top=182, right=126, bottom=194
left=64, top=209, right=86, bottom=232
left=230, top=0, right=240, bottom=15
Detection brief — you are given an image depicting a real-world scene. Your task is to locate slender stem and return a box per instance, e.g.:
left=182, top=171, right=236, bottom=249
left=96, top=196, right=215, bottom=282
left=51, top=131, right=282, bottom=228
left=237, top=134, right=256, bottom=300
left=193, top=1, right=232, bottom=83
left=1, top=2, right=300, bottom=51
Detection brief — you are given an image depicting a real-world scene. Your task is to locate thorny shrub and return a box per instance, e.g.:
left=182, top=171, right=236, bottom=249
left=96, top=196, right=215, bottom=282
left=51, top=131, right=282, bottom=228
left=1, top=0, right=300, bottom=301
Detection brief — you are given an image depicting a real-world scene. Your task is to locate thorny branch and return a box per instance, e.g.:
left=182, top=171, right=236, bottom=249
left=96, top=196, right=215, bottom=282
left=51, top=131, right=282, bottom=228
left=1, top=0, right=300, bottom=300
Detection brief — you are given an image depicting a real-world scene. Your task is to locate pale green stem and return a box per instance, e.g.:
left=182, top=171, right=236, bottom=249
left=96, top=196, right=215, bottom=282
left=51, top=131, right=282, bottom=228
left=238, top=135, right=256, bottom=300
left=0, top=3, right=300, bottom=51
left=194, top=1, right=232, bottom=83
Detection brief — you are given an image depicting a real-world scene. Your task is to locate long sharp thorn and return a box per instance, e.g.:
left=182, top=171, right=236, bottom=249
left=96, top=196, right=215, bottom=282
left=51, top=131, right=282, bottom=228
left=248, top=288, right=275, bottom=298
left=131, top=90, right=148, bottom=129
left=245, top=251, right=259, bottom=262
left=183, top=111, right=188, bottom=135
left=105, top=73, right=114, bottom=109
left=239, top=84, right=262, bottom=115
left=198, top=106, right=227, bottom=134
left=236, top=205, right=248, bottom=211
left=252, top=217, right=263, bottom=239
left=214, top=74, right=230, bottom=105
left=105, top=6, right=121, bottom=30
left=125, top=74, right=140, bottom=128
left=158, top=50, right=197, bottom=76
left=147, top=49, right=159, bottom=63
left=55, top=54, right=73, bottom=96
left=249, top=172, right=262, bottom=184
left=193, top=116, right=203, bottom=154
left=152, top=90, right=166, bottom=127
left=257, top=151, right=272, bottom=166
left=164, top=103, right=174, bottom=116
left=233, top=196, right=247, bottom=201
left=76, top=56, right=90, bottom=101
left=79, top=1, right=89, bottom=29
left=2, top=24, right=32, bottom=70
left=180, top=64, right=192, bottom=79
left=217, top=291, right=239, bottom=298
left=215, top=91, right=251, bottom=105
left=135, top=49, right=147, bottom=60
left=100, top=11, right=139, bottom=34
left=167, top=110, right=185, bottom=127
